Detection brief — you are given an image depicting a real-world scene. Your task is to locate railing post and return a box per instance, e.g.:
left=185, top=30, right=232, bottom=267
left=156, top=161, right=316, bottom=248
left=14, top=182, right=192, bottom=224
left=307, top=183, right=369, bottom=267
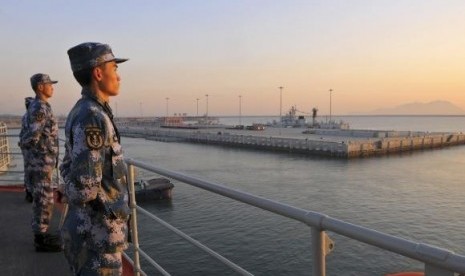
left=128, top=163, right=141, bottom=276
left=311, top=227, right=326, bottom=276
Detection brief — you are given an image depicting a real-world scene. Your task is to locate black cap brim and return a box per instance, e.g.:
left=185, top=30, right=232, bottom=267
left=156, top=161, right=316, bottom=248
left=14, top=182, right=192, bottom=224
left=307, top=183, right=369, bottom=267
left=114, top=58, right=128, bottom=64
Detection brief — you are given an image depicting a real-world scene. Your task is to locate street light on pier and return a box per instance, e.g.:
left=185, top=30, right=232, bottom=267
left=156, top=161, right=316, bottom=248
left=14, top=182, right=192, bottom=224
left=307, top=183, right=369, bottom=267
left=166, top=97, right=169, bottom=117
left=196, top=98, right=199, bottom=117
left=139, top=102, right=143, bottom=117
left=278, top=86, right=283, bottom=135
left=239, top=95, right=242, bottom=125
left=205, top=94, right=209, bottom=118
left=329, top=89, right=333, bottom=122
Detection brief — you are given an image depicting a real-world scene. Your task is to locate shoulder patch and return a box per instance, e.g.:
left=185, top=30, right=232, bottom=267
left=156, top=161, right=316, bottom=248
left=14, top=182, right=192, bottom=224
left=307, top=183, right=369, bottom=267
left=85, top=127, right=104, bottom=150
left=35, top=112, right=45, bottom=122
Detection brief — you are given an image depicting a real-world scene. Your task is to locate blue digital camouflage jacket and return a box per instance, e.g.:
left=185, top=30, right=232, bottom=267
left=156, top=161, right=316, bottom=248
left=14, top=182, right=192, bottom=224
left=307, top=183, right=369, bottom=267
left=60, top=88, right=129, bottom=253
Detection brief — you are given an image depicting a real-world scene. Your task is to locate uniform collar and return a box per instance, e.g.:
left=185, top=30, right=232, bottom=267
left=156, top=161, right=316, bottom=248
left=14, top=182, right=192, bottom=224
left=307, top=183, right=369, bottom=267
left=81, top=88, right=114, bottom=119
left=34, top=96, right=50, bottom=107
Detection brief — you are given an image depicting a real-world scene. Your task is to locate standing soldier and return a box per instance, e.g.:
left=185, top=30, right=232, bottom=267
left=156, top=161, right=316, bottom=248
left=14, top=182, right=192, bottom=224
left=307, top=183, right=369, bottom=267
left=19, top=96, right=35, bottom=202
left=21, top=73, right=61, bottom=252
left=60, top=42, right=130, bottom=275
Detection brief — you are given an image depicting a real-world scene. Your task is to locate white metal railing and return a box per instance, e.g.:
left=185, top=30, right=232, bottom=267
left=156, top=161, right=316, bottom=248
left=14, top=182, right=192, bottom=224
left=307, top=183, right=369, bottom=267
left=126, top=161, right=253, bottom=276
left=0, top=133, right=22, bottom=178
left=0, top=133, right=63, bottom=188
left=0, top=124, right=11, bottom=173
left=125, top=158, right=465, bottom=276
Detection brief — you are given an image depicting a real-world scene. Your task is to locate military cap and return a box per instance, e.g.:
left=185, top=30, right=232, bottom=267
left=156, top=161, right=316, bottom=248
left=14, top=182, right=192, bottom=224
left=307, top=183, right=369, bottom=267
left=67, top=42, right=128, bottom=73
left=30, top=74, right=58, bottom=88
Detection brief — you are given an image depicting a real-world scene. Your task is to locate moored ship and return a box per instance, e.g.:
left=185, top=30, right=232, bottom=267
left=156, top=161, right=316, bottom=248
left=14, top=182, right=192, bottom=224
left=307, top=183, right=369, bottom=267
left=267, top=106, right=350, bottom=129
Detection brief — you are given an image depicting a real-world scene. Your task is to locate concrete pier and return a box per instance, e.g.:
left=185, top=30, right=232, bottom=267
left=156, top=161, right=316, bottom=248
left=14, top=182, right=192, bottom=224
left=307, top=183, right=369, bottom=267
left=119, top=126, right=465, bottom=158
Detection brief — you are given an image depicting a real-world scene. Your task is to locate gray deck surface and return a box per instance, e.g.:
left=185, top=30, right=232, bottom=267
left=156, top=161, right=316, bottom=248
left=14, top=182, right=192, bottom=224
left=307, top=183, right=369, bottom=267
left=0, top=190, right=72, bottom=276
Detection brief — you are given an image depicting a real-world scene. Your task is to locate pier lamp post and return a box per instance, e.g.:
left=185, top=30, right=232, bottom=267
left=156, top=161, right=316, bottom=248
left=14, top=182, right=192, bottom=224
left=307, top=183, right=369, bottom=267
left=329, top=89, right=333, bottom=122
left=196, top=98, right=199, bottom=117
left=166, top=97, right=169, bottom=117
left=239, top=95, right=242, bottom=125
left=278, top=86, right=283, bottom=135
left=205, top=94, right=209, bottom=118
left=139, top=102, right=143, bottom=117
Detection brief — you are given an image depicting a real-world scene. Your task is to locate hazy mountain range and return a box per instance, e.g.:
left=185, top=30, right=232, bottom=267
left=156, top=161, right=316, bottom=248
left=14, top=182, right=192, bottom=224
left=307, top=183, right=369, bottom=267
left=357, top=101, right=465, bottom=115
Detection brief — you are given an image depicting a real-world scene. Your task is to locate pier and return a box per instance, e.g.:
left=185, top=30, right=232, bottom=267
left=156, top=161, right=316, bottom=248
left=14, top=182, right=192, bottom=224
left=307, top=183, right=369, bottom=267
left=118, top=126, right=465, bottom=158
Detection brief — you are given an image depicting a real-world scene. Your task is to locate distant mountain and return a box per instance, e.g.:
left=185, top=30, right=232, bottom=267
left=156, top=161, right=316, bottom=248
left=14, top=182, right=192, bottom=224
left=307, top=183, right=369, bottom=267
left=363, top=101, right=465, bottom=115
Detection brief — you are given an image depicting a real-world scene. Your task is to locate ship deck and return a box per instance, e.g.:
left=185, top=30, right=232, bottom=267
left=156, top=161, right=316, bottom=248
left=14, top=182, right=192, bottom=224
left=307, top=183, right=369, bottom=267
left=0, top=186, right=71, bottom=276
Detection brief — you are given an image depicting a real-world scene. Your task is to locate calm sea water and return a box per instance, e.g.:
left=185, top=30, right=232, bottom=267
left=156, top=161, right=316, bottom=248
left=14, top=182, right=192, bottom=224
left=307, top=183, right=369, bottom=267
left=122, top=116, right=465, bottom=275
left=4, top=116, right=465, bottom=275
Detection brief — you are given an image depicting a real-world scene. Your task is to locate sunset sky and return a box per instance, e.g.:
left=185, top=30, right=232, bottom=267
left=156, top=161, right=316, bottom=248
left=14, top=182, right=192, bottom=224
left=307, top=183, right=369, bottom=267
left=1, top=1, right=464, bottom=117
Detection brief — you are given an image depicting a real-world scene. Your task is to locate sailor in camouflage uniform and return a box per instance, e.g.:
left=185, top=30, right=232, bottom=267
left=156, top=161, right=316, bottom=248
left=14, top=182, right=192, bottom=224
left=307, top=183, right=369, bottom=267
left=19, top=96, right=35, bottom=202
left=60, top=42, right=130, bottom=275
left=21, top=73, right=61, bottom=252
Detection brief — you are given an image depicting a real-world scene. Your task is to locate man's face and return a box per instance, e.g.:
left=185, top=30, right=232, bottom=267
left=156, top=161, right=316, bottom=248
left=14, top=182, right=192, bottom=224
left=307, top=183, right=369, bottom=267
left=38, top=83, right=54, bottom=99
left=97, top=61, right=121, bottom=97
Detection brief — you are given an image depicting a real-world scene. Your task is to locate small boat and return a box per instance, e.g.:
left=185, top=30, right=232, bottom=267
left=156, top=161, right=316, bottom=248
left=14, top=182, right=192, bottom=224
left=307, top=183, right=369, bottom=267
left=134, top=177, right=174, bottom=201
left=226, top=125, right=245, bottom=130
left=245, top=124, right=266, bottom=130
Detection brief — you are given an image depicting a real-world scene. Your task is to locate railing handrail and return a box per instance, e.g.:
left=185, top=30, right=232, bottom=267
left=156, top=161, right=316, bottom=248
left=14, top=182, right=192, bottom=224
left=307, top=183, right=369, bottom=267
left=0, top=134, right=19, bottom=138
left=135, top=204, right=254, bottom=276
left=125, top=157, right=465, bottom=275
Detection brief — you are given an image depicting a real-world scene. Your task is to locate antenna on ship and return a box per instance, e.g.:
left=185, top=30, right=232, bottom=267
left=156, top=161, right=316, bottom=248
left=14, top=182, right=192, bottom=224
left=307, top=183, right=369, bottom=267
left=312, top=107, right=318, bottom=126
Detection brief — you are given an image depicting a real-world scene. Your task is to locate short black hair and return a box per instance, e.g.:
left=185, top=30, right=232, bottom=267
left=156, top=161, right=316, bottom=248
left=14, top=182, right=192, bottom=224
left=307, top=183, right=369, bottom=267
left=31, top=82, right=39, bottom=91
left=72, top=63, right=108, bottom=87
left=73, top=68, right=93, bottom=87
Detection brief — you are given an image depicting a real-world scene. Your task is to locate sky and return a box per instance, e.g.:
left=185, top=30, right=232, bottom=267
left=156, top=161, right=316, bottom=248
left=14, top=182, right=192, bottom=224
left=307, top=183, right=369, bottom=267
left=0, top=0, right=464, bottom=117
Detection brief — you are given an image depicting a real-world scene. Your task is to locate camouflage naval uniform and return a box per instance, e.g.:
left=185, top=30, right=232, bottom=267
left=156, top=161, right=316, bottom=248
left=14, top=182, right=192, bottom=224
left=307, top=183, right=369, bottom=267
left=60, top=88, right=129, bottom=275
left=21, top=96, right=59, bottom=233
left=19, top=97, right=35, bottom=197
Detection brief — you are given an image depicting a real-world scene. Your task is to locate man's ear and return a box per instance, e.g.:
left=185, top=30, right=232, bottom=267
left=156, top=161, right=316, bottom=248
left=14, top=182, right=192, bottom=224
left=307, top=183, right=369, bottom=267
left=93, top=66, right=103, bottom=81
left=37, top=83, right=44, bottom=92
